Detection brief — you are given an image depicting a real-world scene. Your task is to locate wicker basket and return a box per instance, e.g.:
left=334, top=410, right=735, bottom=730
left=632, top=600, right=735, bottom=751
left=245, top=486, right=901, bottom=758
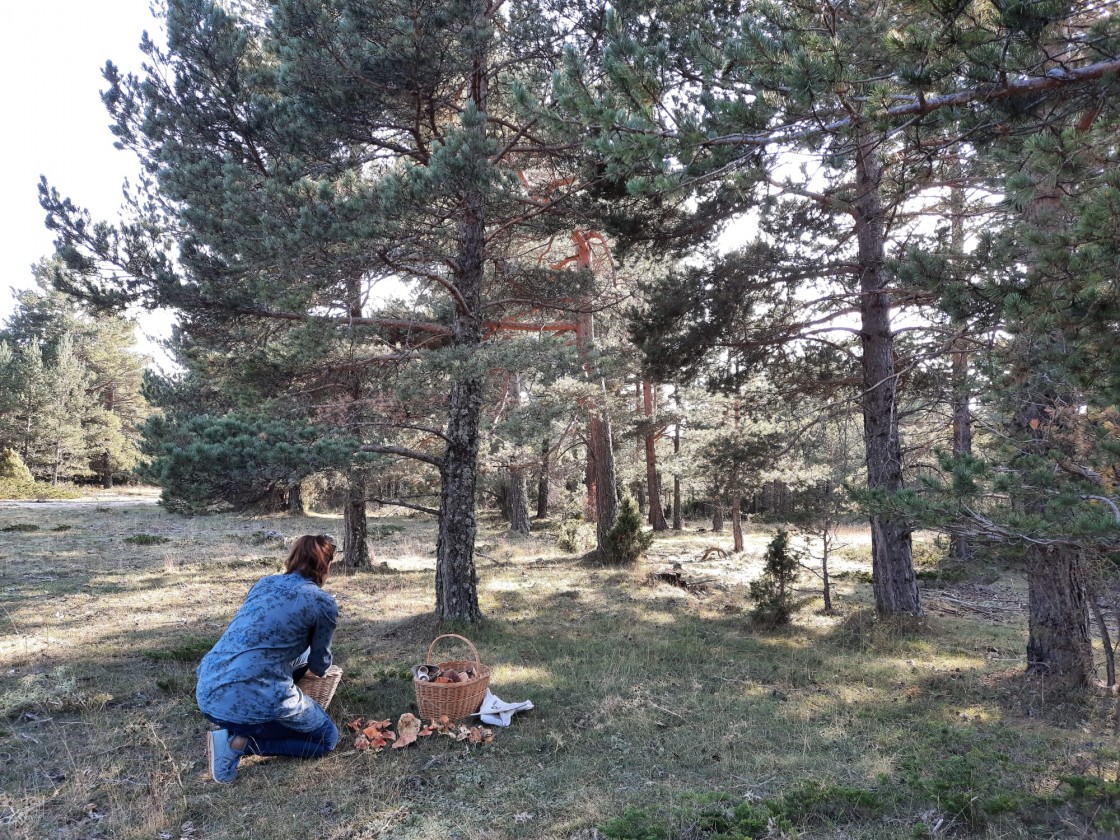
left=414, top=634, right=490, bottom=721
left=297, top=665, right=343, bottom=709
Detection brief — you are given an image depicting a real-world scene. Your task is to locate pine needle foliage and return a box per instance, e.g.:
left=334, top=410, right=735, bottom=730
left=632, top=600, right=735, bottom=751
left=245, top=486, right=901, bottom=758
left=604, top=496, right=653, bottom=565
left=749, top=528, right=801, bottom=628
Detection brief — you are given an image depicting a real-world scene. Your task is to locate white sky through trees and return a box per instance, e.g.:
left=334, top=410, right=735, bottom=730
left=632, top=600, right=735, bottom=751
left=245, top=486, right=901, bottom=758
left=0, top=0, right=173, bottom=366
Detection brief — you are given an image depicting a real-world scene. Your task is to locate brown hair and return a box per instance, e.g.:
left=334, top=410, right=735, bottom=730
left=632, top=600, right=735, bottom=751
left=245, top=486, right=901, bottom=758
left=285, top=534, right=336, bottom=586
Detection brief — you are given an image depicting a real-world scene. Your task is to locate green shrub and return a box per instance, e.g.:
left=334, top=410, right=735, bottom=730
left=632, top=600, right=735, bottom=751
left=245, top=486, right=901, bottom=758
left=749, top=528, right=801, bottom=627
left=124, top=534, right=172, bottom=545
left=604, top=497, right=653, bottom=564
left=143, top=636, right=219, bottom=662
left=1, top=523, right=40, bottom=533
left=780, top=780, right=882, bottom=823
left=557, top=519, right=595, bottom=553
left=0, top=477, right=81, bottom=501
left=599, top=793, right=793, bottom=839
left=599, top=807, right=669, bottom=839
left=0, top=448, right=33, bottom=483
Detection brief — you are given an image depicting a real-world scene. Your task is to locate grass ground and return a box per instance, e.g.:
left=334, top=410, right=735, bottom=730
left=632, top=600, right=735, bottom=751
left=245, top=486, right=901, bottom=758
left=1, top=497, right=1119, bottom=839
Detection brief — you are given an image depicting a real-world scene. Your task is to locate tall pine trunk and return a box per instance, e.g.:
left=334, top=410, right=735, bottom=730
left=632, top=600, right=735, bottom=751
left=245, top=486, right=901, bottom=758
left=536, top=436, right=550, bottom=518
left=643, top=376, right=667, bottom=531
left=341, top=270, right=371, bottom=570
left=853, top=131, right=919, bottom=616
left=508, top=468, right=530, bottom=534
left=1016, top=114, right=1093, bottom=688
left=949, top=181, right=973, bottom=563
left=731, top=496, right=744, bottom=552
left=435, top=214, right=485, bottom=621
left=672, top=388, right=682, bottom=530
left=505, top=374, right=531, bottom=535
left=434, top=16, right=488, bottom=621
left=578, top=307, right=618, bottom=557
left=949, top=343, right=972, bottom=562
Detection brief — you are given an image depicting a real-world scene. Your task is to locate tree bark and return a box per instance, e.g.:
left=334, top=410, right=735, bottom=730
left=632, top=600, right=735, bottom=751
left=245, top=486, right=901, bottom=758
left=949, top=342, right=973, bottom=563
left=712, top=501, right=724, bottom=533
left=508, top=468, right=530, bottom=535
left=101, top=450, right=114, bottom=489
left=587, top=407, right=618, bottom=556
left=672, top=388, right=682, bottom=530
left=643, top=376, right=668, bottom=531
left=853, top=130, right=920, bottom=616
left=731, top=496, right=744, bottom=552
left=536, top=436, right=550, bottom=519
left=578, top=306, right=618, bottom=557
left=1090, top=596, right=1115, bottom=688
left=504, top=374, right=531, bottom=535
left=949, top=181, right=973, bottom=563
left=1026, top=547, right=1093, bottom=689
left=342, top=472, right=371, bottom=569
left=433, top=3, right=489, bottom=623
left=287, top=479, right=304, bottom=515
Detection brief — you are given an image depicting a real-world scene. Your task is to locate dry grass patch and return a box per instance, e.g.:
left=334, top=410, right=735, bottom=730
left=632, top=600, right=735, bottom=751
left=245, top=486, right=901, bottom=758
left=1, top=505, right=1118, bottom=838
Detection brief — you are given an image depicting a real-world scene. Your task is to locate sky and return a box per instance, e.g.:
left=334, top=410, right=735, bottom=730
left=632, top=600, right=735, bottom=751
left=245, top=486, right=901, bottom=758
left=0, top=1, right=174, bottom=363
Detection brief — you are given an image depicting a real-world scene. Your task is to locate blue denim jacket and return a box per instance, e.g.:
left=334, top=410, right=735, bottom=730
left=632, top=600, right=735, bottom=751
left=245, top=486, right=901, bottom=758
left=196, top=572, right=338, bottom=725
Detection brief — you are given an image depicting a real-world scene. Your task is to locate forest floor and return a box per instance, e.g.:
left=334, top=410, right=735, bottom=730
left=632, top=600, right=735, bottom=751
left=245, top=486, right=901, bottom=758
left=1, top=500, right=1118, bottom=840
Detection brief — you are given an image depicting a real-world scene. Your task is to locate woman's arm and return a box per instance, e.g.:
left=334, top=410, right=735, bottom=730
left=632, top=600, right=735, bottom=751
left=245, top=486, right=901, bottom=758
left=307, top=596, right=338, bottom=677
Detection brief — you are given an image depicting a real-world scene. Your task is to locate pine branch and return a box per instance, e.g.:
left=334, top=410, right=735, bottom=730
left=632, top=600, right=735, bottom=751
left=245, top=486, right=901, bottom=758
left=700, top=56, right=1120, bottom=149
left=359, top=443, right=444, bottom=469
left=368, top=496, right=440, bottom=516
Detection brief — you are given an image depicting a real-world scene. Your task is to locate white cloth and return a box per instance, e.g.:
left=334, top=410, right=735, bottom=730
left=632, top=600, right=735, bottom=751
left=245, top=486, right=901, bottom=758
left=474, top=690, right=534, bottom=727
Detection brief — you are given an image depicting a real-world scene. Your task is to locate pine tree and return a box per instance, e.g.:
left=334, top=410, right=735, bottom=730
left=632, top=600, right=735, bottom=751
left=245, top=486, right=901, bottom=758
left=552, top=0, right=1120, bottom=623
left=604, top=496, right=652, bottom=565
left=750, top=528, right=801, bottom=628
left=41, top=0, right=612, bottom=621
left=0, top=268, right=150, bottom=486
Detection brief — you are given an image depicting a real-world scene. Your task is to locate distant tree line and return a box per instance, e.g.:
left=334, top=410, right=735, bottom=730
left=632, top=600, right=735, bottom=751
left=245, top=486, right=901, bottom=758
left=0, top=265, right=149, bottom=488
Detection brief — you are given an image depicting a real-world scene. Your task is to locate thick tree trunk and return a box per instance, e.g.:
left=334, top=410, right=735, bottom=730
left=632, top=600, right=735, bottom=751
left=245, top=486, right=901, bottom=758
left=712, top=501, right=724, bottom=533
left=436, top=376, right=483, bottom=622
left=508, top=467, right=530, bottom=535
left=536, top=436, right=550, bottom=519
left=731, top=496, right=744, bottom=552
left=1015, top=109, right=1091, bottom=686
left=853, top=132, right=919, bottom=616
left=1026, top=547, right=1093, bottom=689
left=342, top=473, right=371, bottom=570
left=587, top=408, right=618, bottom=556
left=287, top=479, right=304, bottom=515
left=435, top=263, right=484, bottom=620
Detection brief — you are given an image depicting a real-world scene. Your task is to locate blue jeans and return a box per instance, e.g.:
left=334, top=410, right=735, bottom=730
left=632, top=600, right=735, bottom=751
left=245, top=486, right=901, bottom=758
left=203, top=699, right=338, bottom=759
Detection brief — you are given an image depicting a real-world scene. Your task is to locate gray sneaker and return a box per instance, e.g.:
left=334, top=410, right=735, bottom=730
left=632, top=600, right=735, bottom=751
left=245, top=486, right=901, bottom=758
left=207, top=729, right=243, bottom=784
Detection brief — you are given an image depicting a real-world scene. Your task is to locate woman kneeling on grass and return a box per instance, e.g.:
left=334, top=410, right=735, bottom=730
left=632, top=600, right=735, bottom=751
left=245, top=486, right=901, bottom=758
left=197, top=534, right=340, bottom=783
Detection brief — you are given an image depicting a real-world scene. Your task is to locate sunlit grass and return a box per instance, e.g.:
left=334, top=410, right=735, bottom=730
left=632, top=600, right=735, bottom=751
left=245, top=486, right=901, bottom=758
left=0, top=502, right=1118, bottom=838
